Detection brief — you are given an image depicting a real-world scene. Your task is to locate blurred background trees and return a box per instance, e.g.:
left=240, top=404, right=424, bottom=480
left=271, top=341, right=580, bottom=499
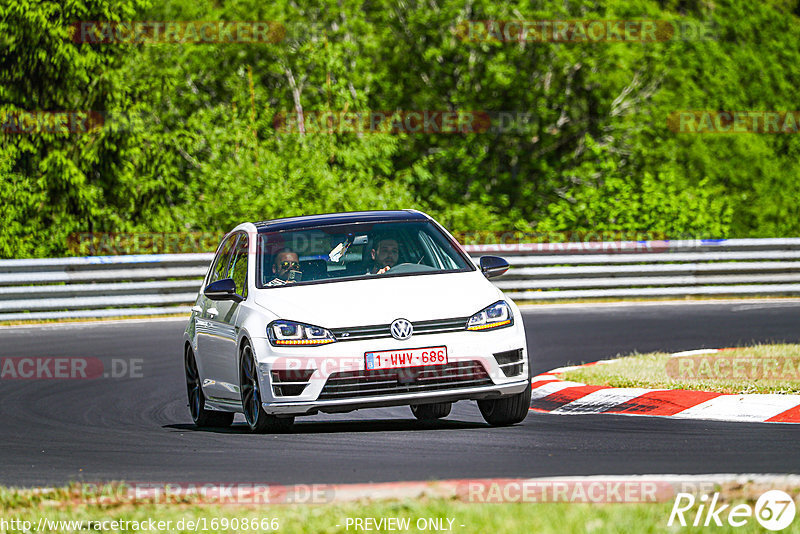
left=2, top=0, right=799, bottom=257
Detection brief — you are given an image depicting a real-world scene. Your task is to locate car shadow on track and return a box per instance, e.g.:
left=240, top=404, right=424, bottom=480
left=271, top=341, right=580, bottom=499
left=164, top=419, right=488, bottom=434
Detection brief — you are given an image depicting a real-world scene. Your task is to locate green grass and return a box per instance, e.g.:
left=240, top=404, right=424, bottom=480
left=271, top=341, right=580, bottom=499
left=1, top=484, right=798, bottom=533
left=563, top=344, right=800, bottom=394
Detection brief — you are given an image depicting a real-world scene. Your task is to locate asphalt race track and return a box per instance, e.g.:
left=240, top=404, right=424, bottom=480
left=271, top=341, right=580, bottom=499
left=1, top=301, right=799, bottom=486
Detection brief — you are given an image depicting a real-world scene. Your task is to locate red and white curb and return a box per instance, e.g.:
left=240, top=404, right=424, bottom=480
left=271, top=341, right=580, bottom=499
left=529, top=349, right=800, bottom=423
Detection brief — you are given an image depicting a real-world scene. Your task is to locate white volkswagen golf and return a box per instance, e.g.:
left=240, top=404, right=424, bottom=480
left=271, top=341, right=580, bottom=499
left=183, top=210, right=530, bottom=432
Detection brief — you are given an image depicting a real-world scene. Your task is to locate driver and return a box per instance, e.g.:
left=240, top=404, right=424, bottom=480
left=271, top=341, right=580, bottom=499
left=267, top=248, right=302, bottom=286
left=369, top=237, right=399, bottom=275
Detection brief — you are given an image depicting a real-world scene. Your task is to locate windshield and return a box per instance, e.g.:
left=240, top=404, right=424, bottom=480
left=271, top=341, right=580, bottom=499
left=256, top=221, right=473, bottom=288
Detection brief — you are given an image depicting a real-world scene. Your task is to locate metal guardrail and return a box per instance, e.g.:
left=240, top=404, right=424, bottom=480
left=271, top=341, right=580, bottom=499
left=471, top=238, right=800, bottom=301
left=0, top=254, right=212, bottom=321
left=1, top=239, right=800, bottom=321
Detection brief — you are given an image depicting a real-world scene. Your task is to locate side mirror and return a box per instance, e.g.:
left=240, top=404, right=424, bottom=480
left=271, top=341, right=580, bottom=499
left=204, top=278, right=243, bottom=302
left=480, top=256, right=509, bottom=279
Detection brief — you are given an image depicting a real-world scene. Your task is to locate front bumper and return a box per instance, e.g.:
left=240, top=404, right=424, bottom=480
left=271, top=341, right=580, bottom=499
left=251, top=321, right=529, bottom=416
left=262, top=378, right=531, bottom=415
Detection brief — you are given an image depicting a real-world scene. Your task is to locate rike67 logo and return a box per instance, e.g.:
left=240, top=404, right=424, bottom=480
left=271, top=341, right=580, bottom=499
left=669, top=490, right=796, bottom=530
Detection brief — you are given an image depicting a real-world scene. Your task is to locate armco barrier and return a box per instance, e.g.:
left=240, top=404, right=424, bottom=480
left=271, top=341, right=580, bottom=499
left=1, top=239, right=800, bottom=321
left=475, top=238, right=800, bottom=301
left=0, top=254, right=212, bottom=321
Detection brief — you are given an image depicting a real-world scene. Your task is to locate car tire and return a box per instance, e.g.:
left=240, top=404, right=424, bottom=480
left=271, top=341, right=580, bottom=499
left=185, top=346, right=234, bottom=428
left=410, top=402, right=452, bottom=420
left=239, top=340, right=294, bottom=434
left=477, top=385, right=531, bottom=426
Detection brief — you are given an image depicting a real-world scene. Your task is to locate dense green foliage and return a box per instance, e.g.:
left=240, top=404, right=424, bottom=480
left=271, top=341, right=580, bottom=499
left=2, top=0, right=799, bottom=257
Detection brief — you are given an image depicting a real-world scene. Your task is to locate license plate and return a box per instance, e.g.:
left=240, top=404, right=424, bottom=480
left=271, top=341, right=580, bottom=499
left=365, top=346, right=447, bottom=371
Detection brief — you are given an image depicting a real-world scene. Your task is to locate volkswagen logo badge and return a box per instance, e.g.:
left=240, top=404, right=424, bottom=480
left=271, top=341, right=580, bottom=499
left=390, top=318, right=413, bottom=340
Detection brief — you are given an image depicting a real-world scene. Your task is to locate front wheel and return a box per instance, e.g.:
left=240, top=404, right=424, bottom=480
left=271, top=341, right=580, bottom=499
left=477, top=385, right=531, bottom=426
left=239, top=341, right=294, bottom=433
left=410, top=402, right=452, bottom=420
left=185, top=346, right=234, bottom=428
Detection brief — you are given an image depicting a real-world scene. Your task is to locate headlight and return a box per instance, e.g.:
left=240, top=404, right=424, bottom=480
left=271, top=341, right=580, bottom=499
left=466, top=301, right=513, bottom=331
left=268, top=320, right=336, bottom=346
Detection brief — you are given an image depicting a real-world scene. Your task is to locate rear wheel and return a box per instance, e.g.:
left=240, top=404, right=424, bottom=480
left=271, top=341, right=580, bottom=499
left=410, top=402, right=452, bottom=420
left=185, top=346, right=234, bottom=428
left=477, top=385, right=531, bottom=426
left=239, top=341, right=294, bottom=433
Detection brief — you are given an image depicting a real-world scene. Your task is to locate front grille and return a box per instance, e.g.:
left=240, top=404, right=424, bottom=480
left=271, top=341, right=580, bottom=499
left=330, top=317, right=469, bottom=342
left=318, top=360, right=492, bottom=399
left=494, top=349, right=525, bottom=377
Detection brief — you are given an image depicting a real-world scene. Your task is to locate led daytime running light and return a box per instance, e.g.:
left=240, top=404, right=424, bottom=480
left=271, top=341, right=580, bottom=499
left=467, top=319, right=512, bottom=331
left=466, top=301, right=513, bottom=332
left=273, top=338, right=334, bottom=346
left=268, top=320, right=336, bottom=347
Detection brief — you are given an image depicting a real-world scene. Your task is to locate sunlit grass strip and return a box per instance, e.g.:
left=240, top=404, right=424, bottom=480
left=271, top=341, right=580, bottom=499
left=1, top=484, right=798, bottom=534
left=562, top=345, right=800, bottom=395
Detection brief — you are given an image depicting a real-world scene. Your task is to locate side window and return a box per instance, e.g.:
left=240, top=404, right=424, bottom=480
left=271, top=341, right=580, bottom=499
left=228, top=233, right=248, bottom=298
left=419, top=229, right=458, bottom=270
left=207, top=234, right=237, bottom=286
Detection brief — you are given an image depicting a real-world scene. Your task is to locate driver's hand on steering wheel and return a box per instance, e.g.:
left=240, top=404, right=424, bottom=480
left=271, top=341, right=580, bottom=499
left=376, top=265, right=391, bottom=275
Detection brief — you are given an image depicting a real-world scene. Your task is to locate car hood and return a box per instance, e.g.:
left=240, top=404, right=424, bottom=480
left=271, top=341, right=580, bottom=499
left=252, top=271, right=503, bottom=327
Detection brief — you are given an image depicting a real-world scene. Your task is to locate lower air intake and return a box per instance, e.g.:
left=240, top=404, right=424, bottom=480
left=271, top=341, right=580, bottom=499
left=318, top=361, right=491, bottom=399
left=494, top=349, right=525, bottom=377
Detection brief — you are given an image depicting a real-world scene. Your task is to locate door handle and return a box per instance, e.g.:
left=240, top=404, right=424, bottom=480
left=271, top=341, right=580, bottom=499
left=207, top=308, right=219, bottom=317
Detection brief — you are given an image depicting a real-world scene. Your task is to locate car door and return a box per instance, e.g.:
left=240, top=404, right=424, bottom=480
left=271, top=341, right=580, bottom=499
left=196, top=233, right=240, bottom=401
left=204, top=232, right=249, bottom=401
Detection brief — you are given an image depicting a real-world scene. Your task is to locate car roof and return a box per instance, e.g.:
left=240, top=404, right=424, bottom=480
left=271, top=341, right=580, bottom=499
left=252, top=210, right=430, bottom=233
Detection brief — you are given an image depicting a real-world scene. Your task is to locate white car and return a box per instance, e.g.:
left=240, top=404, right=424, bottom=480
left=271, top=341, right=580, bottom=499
left=183, top=210, right=530, bottom=432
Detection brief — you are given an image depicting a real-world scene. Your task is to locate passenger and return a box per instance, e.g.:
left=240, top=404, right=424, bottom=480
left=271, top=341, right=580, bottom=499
left=267, top=248, right=302, bottom=286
